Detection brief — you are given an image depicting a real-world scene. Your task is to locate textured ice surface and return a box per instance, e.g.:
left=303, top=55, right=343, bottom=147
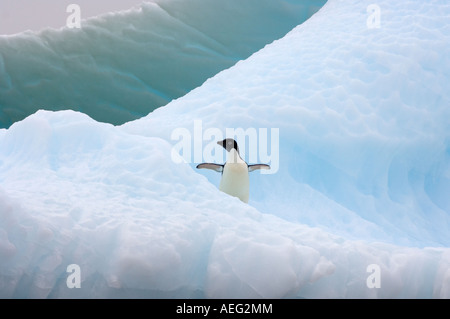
left=0, top=0, right=325, bottom=129
left=124, top=0, right=450, bottom=247
left=1, top=0, right=450, bottom=298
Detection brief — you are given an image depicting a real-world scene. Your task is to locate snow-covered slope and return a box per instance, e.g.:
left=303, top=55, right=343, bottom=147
left=1, top=0, right=450, bottom=298
left=124, top=0, right=450, bottom=247
left=0, top=0, right=325, bottom=129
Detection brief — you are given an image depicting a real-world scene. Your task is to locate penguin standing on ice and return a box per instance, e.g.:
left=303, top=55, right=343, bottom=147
left=196, top=138, right=270, bottom=203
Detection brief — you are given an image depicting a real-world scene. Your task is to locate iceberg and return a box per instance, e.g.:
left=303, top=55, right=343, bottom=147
left=0, top=0, right=325, bottom=129
left=1, top=0, right=450, bottom=298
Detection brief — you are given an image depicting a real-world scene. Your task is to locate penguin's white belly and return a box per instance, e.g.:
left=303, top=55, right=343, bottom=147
left=219, top=162, right=249, bottom=203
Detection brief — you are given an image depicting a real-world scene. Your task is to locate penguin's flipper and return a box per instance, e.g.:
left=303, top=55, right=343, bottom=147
left=248, top=164, right=270, bottom=172
left=196, top=163, right=224, bottom=173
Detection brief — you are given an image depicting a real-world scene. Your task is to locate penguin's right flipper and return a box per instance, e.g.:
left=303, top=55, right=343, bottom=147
left=196, top=163, right=224, bottom=173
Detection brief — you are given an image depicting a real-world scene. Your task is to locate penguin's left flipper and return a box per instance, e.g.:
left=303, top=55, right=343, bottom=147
left=196, top=163, right=224, bottom=173
left=248, top=164, right=270, bottom=172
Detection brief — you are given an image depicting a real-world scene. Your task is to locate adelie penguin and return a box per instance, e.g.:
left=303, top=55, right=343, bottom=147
left=196, top=138, right=270, bottom=203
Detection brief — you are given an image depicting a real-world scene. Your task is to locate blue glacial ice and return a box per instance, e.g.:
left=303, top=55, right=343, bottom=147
left=0, top=0, right=450, bottom=298
left=0, top=0, right=325, bottom=129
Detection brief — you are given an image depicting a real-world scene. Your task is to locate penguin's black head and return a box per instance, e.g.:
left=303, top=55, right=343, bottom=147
left=217, top=138, right=239, bottom=154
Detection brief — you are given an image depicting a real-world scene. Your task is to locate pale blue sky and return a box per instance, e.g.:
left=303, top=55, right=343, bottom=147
left=0, top=0, right=144, bottom=35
